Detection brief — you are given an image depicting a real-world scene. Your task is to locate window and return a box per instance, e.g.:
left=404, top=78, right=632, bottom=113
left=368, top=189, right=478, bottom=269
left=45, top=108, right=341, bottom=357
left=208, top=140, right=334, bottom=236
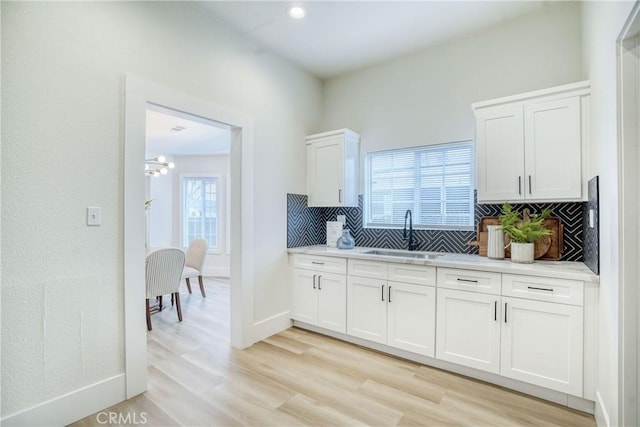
left=364, top=141, right=474, bottom=230
left=182, top=176, right=217, bottom=249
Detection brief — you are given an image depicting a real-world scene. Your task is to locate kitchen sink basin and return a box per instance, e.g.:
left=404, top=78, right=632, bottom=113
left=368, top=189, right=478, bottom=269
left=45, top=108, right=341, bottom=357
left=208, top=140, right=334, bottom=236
left=363, top=249, right=443, bottom=260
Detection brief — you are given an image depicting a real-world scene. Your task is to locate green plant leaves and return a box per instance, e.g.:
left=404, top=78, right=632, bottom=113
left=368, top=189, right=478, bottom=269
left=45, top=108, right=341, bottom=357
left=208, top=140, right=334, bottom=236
left=498, top=202, right=552, bottom=243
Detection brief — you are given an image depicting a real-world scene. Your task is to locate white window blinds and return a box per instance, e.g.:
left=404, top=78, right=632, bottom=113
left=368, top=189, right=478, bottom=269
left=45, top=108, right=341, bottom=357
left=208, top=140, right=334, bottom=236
left=182, top=177, right=218, bottom=249
left=364, top=141, right=474, bottom=230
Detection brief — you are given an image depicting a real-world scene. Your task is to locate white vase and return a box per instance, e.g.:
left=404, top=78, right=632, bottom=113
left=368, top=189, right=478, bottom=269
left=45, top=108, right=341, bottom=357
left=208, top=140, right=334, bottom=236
left=487, top=225, right=505, bottom=259
left=510, top=242, right=534, bottom=264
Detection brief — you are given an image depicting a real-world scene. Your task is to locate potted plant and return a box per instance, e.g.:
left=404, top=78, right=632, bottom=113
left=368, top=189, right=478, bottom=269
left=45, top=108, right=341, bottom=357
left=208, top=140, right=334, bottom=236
left=499, top=202, right=552, bottom=264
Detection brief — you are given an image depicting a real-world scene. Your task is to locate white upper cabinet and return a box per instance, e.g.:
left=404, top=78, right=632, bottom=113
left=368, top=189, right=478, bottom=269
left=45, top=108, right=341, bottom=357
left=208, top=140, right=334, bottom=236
left=473, top=81, right=590, bottom=203
left=306, top=129, right=360, bottom=207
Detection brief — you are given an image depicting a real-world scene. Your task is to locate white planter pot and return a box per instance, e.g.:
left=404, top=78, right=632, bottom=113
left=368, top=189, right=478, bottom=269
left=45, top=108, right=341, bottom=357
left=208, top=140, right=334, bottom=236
left=510, top=242, right=535, bottom=264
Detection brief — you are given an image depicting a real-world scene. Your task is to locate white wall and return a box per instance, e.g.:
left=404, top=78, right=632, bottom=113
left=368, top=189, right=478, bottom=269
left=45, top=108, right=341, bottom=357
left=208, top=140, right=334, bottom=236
left=148, top=169, right=174, bottom=248
left=149, top=155, right=231, bottom=277
left=581, top=2, right=637, bottom=426
left=1, top=1, right=321, bottom=420
left=322, top=2, right=583, bottom=191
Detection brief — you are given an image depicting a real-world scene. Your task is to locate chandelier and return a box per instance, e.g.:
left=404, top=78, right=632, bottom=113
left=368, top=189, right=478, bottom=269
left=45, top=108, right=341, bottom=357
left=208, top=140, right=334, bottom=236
left=145, top=155, right=175, bottom=177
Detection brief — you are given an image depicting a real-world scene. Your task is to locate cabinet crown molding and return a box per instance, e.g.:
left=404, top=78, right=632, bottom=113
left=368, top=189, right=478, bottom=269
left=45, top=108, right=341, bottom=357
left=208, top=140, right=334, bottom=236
left=305, top=128, right=360, bottom=142
left=472, top=80, right=590, bottom=111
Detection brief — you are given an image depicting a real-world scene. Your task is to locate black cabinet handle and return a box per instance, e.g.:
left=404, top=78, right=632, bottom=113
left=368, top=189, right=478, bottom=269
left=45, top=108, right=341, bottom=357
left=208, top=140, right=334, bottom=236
left=381, top=285, right=385, bottom=301
left=457, top=278, right=478, bottom=284
left=311, top=261, right=324, bottom=265
left=494, top=301, right=497, bottom=321
left=528, top=175, right=532, bottom=195
left=388, top=286, right=392, bottom=303
left=318, top=275, right=322, bottom=290
left=518, top=176, right=522, bottom=195
left=504, top=302, right=508, bottom=323
left=528, top=286, right=554, bottom=292
left=312, top=275, right=316, bottom=289
left=339, top=189, right=342, bottom=203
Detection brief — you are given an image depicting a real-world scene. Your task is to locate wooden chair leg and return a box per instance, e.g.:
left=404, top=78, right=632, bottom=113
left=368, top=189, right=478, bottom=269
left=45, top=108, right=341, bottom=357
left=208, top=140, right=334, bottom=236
left=146, top=299, right=152, bottom=331
left=158, top=295, right=163, bottom=311
left=185, top=278, right=192, bottom=294
left=198, top=275, right=206, bottom=297
left=174, top=292, right=183, bottom=322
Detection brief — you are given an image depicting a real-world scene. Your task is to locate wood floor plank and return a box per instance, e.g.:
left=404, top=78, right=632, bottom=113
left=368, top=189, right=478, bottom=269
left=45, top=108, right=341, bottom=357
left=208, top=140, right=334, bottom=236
left=70, top=278, right=596, bottom=427
left=146, top=365, right=241, bottom=427
left=278, top=393, right=369, bottom=426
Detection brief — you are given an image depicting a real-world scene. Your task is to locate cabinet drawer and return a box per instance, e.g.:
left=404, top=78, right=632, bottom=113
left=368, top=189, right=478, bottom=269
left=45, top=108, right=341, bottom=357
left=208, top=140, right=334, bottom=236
left=502, top=274, right=583, bottom=306
left=348, top=259, right=387, bottom=279
left=293, top=254, right=347, bottom=275
left=388, top=263, right=436, bottom=287
left=437, top=268, right=501, bottom=295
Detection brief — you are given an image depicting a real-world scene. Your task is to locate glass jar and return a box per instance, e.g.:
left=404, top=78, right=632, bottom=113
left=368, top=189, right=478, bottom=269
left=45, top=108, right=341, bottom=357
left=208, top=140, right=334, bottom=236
left=336, top=229, right=355, bottom=249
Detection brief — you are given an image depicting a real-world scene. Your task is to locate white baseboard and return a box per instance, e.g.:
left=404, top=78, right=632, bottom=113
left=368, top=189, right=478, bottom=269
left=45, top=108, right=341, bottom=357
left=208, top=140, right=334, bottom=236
left=203, top=266, right=229, bottom=277
left=594, top=391, right=611, bottom=427
left=1, top=374, right=126, bottom=426
left=252, top=310, right=292, bottom=343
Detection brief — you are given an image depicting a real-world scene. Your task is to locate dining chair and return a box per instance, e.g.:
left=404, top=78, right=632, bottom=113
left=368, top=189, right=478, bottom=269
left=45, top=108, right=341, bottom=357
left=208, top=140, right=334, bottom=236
left=182, top=238, right=208, bottom=297
left=145, top=247, right=186, bottom=331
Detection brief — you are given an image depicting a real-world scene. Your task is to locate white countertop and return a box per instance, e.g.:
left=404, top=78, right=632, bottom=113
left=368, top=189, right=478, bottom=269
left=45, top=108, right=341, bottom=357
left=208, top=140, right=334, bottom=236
left=288, top=245, right=599, bottom=283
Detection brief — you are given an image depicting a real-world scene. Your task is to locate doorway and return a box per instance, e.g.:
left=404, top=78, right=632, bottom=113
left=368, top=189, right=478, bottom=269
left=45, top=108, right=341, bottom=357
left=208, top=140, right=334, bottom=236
left=618, top=3, right=640, bottom=426
left=123, top=75, right=255, bottom=398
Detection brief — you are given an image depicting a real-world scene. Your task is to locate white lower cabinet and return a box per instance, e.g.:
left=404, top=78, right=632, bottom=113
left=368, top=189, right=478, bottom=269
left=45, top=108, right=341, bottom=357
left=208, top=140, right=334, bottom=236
left=387, top=281, right=436, bottom=355
left=500, top=296, right=583, bottom=396
left=346, top=276, right=387, bottom=344
left=435, top=288, right=501, bottom=373
left=291, top=261, right=347, bottom=333
left=347, top=260, right=436, bottom=357
left=435, top=268, right=585, bottom=397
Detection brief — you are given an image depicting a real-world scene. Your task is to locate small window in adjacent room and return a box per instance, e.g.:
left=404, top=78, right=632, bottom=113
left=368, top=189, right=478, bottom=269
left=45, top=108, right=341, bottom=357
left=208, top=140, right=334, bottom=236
left=364, top=141, right=474, bottom=230
left=182, top=176, right=217, bottom=249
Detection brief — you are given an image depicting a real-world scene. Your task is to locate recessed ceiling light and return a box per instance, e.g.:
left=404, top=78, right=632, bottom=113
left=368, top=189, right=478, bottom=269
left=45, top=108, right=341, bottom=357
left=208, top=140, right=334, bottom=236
left=287, top=5, right=306, bottom=20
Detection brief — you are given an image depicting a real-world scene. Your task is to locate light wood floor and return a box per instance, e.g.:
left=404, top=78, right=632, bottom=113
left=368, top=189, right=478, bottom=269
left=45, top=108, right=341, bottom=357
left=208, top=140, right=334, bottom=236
left=71, top=278, right=596, bottom=427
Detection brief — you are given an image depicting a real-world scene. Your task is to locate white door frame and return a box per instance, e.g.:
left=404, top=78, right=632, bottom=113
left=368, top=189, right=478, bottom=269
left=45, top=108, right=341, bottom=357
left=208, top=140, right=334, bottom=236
left=123, top=75, right=255, bottom=398
left=617, top=3, right=640, bottom=426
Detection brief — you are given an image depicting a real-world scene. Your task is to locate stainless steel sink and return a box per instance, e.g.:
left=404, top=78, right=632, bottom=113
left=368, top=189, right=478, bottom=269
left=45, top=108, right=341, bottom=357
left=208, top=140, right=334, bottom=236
left=363, top=249, right=443, bottom=260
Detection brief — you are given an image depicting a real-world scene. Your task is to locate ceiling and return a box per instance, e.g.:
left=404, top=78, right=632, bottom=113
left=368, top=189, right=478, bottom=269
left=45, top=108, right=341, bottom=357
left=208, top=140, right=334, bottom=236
left=147, top=1, right=550, bottom=155
left=146, top=105, right=231, bottom=157
left=195, top=0, right=549, bottom=79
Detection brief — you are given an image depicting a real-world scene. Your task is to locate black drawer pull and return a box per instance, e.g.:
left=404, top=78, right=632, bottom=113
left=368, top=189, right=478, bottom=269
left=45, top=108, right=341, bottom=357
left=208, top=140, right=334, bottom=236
left=527, top=286, right=554, bottom=292
left=457, top=278, right=479, bottom=284
left=311, top=261, right=325, bottom=265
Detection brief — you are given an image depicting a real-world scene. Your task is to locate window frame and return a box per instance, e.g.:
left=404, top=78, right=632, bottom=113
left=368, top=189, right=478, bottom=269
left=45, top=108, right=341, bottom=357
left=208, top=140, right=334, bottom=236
left=363, top=140, right=475, bottom=231
left=179, top=173, right=222, bottom=253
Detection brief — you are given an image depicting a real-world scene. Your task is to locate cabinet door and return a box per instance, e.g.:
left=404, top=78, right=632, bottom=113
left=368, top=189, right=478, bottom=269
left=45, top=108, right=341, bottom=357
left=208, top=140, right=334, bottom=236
left=291, top=269, right=318, bottom=325
left=387, top=282, right=435, bottom=356
left=524, top=97, right=582, bottom=200
left=475, top=105, right=525, bottom=202
left=436, top=288, right=501, bottom=373
left=317, top=273, right=347, bottom=333
left=347, top=276, right=387, bottom=344
left=307, top=136, right=344, bottom=207
left=501, top=296, right=583, bottom=396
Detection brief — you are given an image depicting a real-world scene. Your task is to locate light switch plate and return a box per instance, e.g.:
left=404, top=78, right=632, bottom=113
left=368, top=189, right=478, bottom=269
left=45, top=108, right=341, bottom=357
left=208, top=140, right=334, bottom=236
left=87, top=207, right=101, bottom=226
left=589, top=209, right=595, bottom=228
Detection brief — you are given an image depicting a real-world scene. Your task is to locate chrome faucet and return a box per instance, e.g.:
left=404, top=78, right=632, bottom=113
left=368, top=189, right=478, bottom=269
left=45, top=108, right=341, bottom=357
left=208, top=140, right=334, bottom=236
left=403, top=209, right=419, bottom=251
